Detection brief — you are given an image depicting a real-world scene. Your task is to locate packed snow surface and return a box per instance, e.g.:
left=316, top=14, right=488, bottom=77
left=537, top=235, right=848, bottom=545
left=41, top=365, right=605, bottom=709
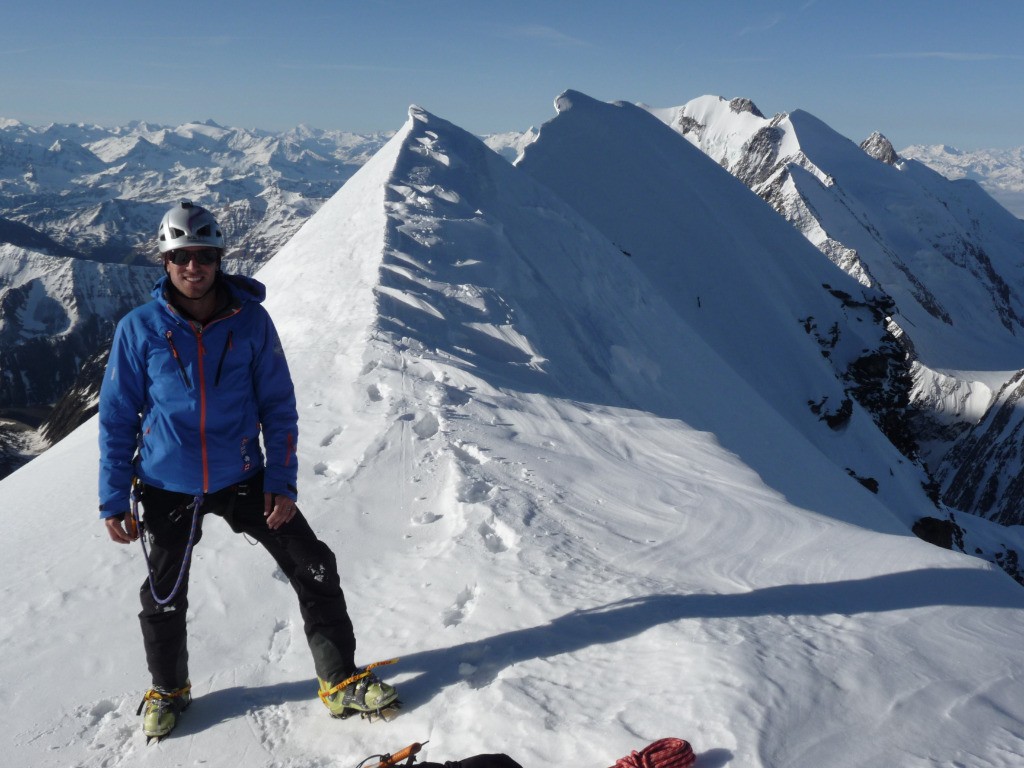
left=2, top=101, right=1023, bottom=768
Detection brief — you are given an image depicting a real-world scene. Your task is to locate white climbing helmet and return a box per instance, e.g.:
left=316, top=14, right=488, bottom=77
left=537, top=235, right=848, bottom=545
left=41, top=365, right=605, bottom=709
left=157, top=200, right=225, bottom=253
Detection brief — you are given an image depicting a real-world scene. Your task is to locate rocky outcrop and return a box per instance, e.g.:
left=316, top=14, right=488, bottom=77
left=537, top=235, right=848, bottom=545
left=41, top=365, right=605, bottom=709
left=860, top=132, right=899, bottom=165
left=729, top=97, right=765, bottom=118
left=39, top=344, right=109, bottom=446
left=939, top=369, right=1024, bottom=526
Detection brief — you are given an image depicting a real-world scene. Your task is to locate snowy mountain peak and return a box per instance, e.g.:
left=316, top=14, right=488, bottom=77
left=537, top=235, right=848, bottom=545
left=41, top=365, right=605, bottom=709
left=860, top=131, right=898, bottom=165
left=260, top=100, right=684, bottom=408
left=552, top=88, right=600, bottom=115
left=649, top=94, right=1024, bottom=370
left=728, top=97, right=765, bottom=118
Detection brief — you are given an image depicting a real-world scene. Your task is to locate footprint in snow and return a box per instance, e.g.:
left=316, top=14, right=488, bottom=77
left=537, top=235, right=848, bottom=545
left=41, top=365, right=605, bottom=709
left=456, top=478, right=493, bottom=504
left=413, top=511, right=443, bottom=525
left=412, top=412, right=440, bottom=439
left=478, top=520, right=509, bottom=554
left=442, top=585, right=478, bottom=627
left=265, top=618, right=292, bottom=665
left=320, top=426, right=344, bottom=447
left=451, top=441, right=489, bottom=465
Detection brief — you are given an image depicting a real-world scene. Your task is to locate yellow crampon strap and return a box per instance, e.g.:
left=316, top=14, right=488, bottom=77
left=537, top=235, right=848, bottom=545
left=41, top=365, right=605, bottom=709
left=136, top=683, right=192, bottom=715
left=318, top=658, right=399, bottom=706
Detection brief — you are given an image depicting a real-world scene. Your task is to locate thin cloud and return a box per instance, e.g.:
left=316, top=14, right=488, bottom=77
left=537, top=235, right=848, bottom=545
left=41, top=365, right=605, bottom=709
left=868, top=51, right=1024, bottom=62
left=504, top=24, right=589, bottom=47
left=0, top=44, right=66, bottom=56
left=737, top=13, right=785, bottom=37
left=275, top=61, right=424, bottom=74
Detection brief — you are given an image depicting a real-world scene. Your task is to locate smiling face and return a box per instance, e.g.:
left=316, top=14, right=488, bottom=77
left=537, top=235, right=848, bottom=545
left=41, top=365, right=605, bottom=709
left=163, top=247, right=220, bottom=300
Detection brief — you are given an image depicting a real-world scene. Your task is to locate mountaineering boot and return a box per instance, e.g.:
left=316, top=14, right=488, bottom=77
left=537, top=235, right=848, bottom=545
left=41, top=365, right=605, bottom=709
left=138, top=681, right=192, bottom=740
left=318, top=667, right=399, bottom=718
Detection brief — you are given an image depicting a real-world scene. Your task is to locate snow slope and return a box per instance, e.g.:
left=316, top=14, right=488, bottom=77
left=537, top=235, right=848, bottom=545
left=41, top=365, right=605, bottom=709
left=517, top=91, right=928, bottom=530
left=3, top=103, right=1024, bottom=768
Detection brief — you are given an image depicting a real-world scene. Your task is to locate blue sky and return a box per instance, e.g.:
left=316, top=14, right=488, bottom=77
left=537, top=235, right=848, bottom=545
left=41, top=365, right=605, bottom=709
left=2, top=1, right=1022, bottom=149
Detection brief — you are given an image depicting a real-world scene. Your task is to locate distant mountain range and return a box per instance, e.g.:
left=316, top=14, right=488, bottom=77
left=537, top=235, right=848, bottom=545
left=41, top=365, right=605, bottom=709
left=899, top=143, right=1024, bottom=219
left=0, top=118, right=394, bottom=267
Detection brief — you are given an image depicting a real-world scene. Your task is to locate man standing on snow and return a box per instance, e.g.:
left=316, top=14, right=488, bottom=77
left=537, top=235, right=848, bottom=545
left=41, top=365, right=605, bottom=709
left=98, top=200, right=397, bottom=740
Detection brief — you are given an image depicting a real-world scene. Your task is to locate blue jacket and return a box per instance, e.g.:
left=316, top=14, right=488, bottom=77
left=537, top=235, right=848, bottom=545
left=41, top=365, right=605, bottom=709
left=98, top=274, right=298, bottom=517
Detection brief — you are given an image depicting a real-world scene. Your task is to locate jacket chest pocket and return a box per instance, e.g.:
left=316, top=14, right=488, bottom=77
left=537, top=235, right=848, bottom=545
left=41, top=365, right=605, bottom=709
left=153, top=330, right=193, bottom=390
left=211, top=330, right=254, bottom=387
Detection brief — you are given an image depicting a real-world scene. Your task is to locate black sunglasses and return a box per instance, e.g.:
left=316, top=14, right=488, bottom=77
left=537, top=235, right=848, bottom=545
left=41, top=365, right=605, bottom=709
left=166, top=247, right=222, bottom=266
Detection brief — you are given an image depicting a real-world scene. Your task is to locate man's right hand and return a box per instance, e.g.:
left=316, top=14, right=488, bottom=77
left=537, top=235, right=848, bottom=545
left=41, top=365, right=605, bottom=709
left=105, top=515, right=139, bottom=544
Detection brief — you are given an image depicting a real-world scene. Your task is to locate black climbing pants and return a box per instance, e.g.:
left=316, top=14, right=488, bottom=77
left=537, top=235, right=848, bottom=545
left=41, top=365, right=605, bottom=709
left=137, top=471, right=357, bottom=690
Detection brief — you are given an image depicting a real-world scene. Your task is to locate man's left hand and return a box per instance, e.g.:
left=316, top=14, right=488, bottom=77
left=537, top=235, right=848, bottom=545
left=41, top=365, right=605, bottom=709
left=264, top=492, right=297, bottom=529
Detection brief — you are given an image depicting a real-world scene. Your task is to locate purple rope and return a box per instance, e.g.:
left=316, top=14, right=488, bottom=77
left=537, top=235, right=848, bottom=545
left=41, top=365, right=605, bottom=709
left=132, top=488, right=203, bottom=606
